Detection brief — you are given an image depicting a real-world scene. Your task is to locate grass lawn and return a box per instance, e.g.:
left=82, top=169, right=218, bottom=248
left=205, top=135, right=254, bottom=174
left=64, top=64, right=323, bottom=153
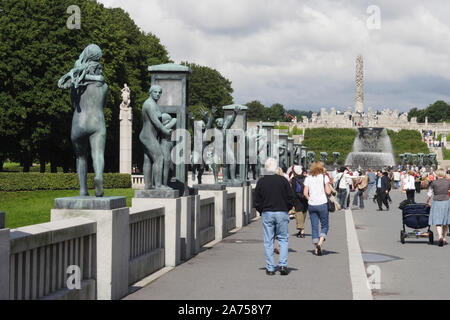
left=0, top=189, right=135, bottom=229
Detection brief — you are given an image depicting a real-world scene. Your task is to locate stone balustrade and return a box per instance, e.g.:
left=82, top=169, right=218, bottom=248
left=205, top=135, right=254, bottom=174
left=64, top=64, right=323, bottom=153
left=0, top=183, right=258, bottom=300
left=198, top=196, right=215, bottom=247
left=8, top=218, right=97, bottom=300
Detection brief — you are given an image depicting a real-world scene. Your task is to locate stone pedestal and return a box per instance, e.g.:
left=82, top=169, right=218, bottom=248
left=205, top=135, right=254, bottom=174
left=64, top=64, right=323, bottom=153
left=120, top=109, right=132, bottom=174
left=243, top=182, right=251, bottom=226
left=191, top=194, right=201, bottom=256
left=0, top=215, right=10, bottom=300
left=180, top=195, right=193, bottom=262
left=194, top=184, right=228, bottom=241
left=227, top=185, right=246, bottom=229
left=149, top=63, right=192, bottom=195
left=51, top=197, right=130, bottom=300
left=132, top=190, right=181, bottom=268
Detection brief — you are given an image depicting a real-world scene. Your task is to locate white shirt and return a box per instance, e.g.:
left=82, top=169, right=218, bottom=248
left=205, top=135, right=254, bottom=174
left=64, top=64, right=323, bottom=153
left=304, top=174, right=330, bottom=206
left=335, top=172, right=349, bottom=189
left=404, top=175, right=415, bottom=190
left=393, top=172, right=400, bottom=181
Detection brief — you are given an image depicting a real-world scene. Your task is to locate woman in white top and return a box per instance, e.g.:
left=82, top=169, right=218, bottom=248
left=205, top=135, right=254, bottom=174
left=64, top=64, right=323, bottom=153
left=404, top=171, right=416, bottom=203
left=303, top=162, right=332, bottom=256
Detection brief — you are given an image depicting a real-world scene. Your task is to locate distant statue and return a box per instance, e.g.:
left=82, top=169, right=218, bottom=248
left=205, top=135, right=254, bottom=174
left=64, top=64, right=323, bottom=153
left=333, top=152, right=340, bottom=166
left=215, top=105, right=242, bottom=183
left=189, top=106, right=216, bottom=184
left=160, top=113, right=177, bottom=187
left=293, top=145, right=301, bottom=165
left=307, top=151, right=316, bottom=168
left=119, top=84, right=132, bottom=121
left=139, top=85, right=176, bottom=190
left=320, top=152, right=328, bottom=164
left=58, top=44, right=108, bottom=197
left=279, top=142, right=288, bottom=172
left=247, top=124, right=265, bottom=180
left=417, top=153, right=424, bottom=167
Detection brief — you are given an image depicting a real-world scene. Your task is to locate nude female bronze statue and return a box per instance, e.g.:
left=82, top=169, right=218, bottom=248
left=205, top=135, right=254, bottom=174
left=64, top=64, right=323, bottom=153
left=58, top=44, right=108, bottom=197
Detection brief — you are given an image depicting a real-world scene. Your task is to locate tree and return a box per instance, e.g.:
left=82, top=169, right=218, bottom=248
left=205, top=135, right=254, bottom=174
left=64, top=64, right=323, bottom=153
left=246, top=100, right=266, bottom=121
left=0, top=0, right=170, bottom=172
left=408, top=101, right=450, bottom=123
left=181, top=62, right=233, bottom=117
left=266, top=103, right=286, bottom=122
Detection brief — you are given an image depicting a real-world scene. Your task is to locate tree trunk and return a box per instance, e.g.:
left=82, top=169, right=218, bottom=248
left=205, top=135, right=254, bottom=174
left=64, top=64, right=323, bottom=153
left=0, top=160, right=3, bottom=172
left=23, top=159, right=31, bottom=173
left=40, top=159, right=46, bottom=173
left=50, top=160, right=57, bottom=173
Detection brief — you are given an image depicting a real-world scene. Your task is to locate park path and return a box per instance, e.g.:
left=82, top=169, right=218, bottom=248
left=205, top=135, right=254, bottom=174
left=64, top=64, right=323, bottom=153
left=353, top=189, right=450, bottom=300
left=124, top=209, right=353, bottom=300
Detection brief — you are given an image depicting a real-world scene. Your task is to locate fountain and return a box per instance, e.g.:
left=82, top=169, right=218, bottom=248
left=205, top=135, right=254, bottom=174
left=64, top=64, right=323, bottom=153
left=345, top=128, right=396, bottom=169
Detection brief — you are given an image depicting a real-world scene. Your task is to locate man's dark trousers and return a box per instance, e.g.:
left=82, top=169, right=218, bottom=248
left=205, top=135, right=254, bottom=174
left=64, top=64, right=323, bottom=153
left=376, top=189, right=389, bottom=210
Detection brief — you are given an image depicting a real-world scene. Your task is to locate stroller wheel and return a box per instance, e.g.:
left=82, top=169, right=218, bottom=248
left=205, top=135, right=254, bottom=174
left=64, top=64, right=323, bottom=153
left=429, top=231, right=434, bottom=245
left=400, top=231, right=406, bottom=244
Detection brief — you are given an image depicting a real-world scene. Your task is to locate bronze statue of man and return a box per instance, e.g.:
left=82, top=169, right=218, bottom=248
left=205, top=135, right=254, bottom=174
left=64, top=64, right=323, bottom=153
left=139, top=85, right=174, bottom=190
left=58, top=44, right=107, bottom=197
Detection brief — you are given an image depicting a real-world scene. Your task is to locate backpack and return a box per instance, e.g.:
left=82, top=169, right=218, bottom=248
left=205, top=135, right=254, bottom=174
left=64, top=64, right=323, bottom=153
left=295, top=179, right=303, bottom=195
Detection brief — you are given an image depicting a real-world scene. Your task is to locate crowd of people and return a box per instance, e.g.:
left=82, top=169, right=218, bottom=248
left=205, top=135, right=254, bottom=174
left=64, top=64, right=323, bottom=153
left=254, top=158, right=450, bottom=276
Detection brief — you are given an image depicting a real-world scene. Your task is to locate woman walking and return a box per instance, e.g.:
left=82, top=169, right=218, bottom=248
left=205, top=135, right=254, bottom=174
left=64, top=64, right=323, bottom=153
left=427, top=169, right=450, bottom=247
left=303, top=162, right=332, bottom=256
left=291, top=166, right=308, bottom=238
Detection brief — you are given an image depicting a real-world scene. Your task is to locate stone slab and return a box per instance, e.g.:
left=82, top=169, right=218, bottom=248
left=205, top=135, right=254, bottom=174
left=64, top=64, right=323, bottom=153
left=0, top=211, right=5, bottom=229
left=223, top=182, right=245, bottom=188
left=193, top=184, right=226, bottom=191
left=134, top=189, right=180, bottom=199
left=54, top=197, right=126, bottom=210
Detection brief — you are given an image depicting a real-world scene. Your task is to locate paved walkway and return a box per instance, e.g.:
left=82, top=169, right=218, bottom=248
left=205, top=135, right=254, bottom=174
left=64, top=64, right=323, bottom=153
left=125, top=210, right=353, bottom=300
left=353, top=189, right=450, bottom=300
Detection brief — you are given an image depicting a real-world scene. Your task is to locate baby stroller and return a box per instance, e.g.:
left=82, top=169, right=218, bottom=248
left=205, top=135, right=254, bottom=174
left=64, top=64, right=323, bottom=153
left=400, top=203, right=433, bottom=244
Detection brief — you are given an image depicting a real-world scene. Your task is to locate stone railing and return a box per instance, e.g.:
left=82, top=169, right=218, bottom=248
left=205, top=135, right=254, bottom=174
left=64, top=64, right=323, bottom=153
left=131, top=175, right=145, bottom=189
left=128, top=207, right=165, bottom=286
left=198, top=197, right=215, bottom=247
left=0, top=182, right=260, bottom=300
left=8, top=218, right=97, bottom=300
left=226, top=192, right=236, bottom=232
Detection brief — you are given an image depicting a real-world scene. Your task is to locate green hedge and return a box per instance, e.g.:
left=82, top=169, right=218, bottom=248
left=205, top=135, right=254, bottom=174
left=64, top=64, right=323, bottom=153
left=444, top=148, right=450, bottom=160
left=387, top=130, right=430, bottom=163
left=0, top=173, right=131, bottom=192
left=302, top=128, right=358, bottom=165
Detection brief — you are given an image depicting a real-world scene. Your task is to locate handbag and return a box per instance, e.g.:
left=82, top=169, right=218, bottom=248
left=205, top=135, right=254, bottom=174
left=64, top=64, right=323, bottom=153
left=324, top=175, right=336, bottom=212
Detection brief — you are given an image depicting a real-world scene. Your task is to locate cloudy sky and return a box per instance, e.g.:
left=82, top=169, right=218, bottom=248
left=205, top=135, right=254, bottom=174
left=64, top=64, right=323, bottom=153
left=98, top=0, right=450, bottom=112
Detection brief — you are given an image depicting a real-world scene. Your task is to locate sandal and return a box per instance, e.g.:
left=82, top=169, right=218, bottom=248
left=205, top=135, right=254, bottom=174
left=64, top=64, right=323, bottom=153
left=317, top=244, right=323, bottom=256
left=296, top=230, right=305, bottom=238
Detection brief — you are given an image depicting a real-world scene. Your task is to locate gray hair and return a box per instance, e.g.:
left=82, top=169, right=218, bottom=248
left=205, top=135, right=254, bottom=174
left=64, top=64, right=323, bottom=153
left=264, top=158, right=278, bottom=174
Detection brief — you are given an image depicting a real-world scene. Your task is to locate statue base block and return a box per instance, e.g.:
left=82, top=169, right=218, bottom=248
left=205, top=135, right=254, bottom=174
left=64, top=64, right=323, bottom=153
left=193, top=184, right=226, bottom=191
left=222, top=181, right=245, bottom=187
left=134, top=189, right=180, bottom=199
left=54, top=196, right=127, bottom=210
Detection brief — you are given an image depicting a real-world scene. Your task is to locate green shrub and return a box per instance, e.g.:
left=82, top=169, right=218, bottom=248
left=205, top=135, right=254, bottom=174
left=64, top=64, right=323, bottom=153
left=0, top=173, right=131, bottom=192
left=302, top=128, right=358, bottom=165
left=444, top=148, right=450, bottom=160
left=387, top=130, right=430, bottom=163
left=292, top=127, right=303, bottom=136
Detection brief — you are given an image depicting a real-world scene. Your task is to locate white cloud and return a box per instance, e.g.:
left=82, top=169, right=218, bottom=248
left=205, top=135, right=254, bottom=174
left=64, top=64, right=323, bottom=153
left=98, top=0, right=450, bottom=111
